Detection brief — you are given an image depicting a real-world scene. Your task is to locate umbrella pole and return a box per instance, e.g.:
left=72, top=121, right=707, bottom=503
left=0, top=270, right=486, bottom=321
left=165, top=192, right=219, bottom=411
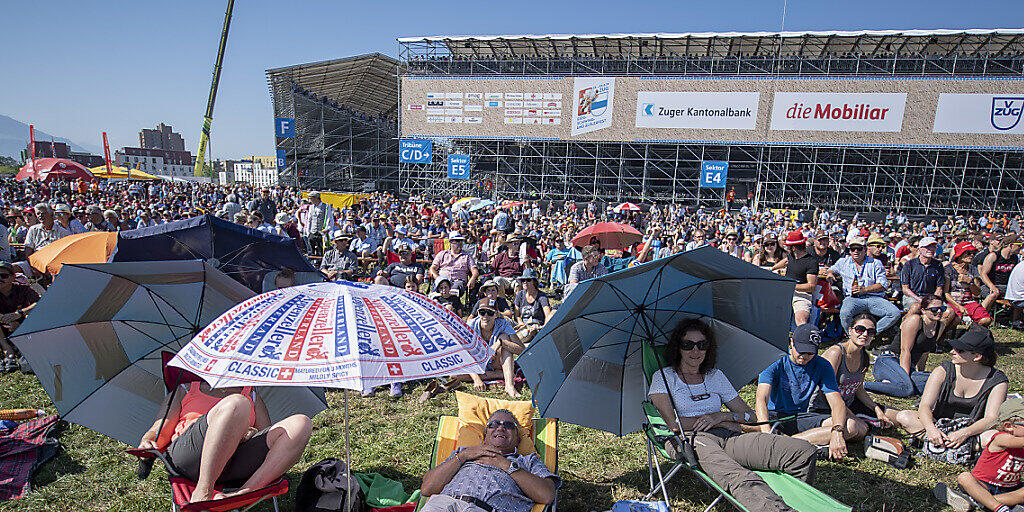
left=344, top=388, right=352, bottom=512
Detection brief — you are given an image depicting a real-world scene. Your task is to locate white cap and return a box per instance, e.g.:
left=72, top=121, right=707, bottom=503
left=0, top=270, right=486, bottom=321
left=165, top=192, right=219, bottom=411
left=919, top=236, right=938, bottom=247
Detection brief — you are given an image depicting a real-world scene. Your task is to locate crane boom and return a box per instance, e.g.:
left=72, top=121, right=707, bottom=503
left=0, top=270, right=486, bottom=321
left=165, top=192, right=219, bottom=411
left=193, top=0, right=234, bottom=176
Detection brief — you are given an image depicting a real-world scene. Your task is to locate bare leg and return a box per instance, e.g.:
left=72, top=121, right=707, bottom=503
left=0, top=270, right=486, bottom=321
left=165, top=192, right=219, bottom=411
left=895, top=409, right=925, bottom=434
left=794, top=417, right=868, bottom=445
left=793, top=307, right=810, bottom=326
left=191, top=394, right=252, bottom=503
left=220, top=415, right=312, bottom=499
left=497, top=347, right=520, bottom=397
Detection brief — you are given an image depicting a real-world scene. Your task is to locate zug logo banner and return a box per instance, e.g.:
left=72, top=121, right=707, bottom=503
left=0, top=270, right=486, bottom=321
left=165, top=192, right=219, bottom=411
left=992, top=97, right=1024, bottom=131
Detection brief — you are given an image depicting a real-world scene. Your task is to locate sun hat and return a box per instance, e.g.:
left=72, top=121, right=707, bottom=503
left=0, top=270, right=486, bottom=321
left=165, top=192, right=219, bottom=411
left=784, top=230, right=807, bottom=246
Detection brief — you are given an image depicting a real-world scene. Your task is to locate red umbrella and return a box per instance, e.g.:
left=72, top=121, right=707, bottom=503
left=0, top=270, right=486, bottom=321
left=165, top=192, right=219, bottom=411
left=498, top=201, right=525, bottom=210
left=613, top=202, right=641, bottom=213
left=572, top=222, right=643, bottom=249
left=16, top=158, right=94, bottom=182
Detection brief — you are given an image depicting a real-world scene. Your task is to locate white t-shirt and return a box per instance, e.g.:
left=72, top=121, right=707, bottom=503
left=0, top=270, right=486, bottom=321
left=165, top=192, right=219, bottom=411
left=1006, top=261, right=1024, bottom=302
left=647, top=367, right=739, bottom=417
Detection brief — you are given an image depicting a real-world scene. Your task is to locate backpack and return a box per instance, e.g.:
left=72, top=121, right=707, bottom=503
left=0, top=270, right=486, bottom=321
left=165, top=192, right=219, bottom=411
left=296, top=458, right=365, bottom=512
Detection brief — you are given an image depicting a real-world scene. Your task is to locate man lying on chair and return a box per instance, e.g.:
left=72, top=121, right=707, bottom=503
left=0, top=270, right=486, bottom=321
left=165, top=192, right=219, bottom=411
left=421, top=410, right=559, bottom=512
left=137, top=382, right=312, bottom=504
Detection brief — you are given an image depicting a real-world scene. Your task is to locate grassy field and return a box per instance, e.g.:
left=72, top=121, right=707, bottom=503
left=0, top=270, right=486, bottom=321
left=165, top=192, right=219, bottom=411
left=1, top=327, right=1023, bottom=512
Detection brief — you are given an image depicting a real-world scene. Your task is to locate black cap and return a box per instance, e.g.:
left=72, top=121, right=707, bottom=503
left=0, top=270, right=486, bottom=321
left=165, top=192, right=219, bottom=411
left=476, top=298, right=498, bottom=313
left=950, top=325, right=995, bottom=354
left=791, top=324, right=822, bottom=354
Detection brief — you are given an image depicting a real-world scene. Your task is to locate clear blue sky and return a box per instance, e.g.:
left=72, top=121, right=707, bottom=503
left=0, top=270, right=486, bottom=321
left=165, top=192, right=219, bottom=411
left=2, top=0, right=1022, bottom=159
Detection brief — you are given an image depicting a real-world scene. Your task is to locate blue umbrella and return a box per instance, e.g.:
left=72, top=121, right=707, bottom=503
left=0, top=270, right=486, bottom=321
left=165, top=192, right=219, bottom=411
left=516, top=246, right=796, bottom=435
left=468, top=200, right=494, bottom=212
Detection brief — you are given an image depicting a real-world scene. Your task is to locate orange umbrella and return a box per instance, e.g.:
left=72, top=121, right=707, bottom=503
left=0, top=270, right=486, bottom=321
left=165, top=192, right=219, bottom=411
left=28, top=232, right=117, bottom=275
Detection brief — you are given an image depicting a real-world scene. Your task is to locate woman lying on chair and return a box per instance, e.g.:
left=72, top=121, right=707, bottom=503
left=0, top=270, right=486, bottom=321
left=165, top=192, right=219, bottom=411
left=137, top=381, right=313, bottom=504
left=649, top=319, right=818, bottom=512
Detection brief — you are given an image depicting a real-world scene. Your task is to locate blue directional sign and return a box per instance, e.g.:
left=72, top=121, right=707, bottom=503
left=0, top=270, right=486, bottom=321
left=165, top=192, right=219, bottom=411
left=275, top=118, right=295, bottom=138
left=699, top=161, right=729, bottom=188
left=448, top=155, right=471, bottom=180
left=276, top=149, right=286, bottom=171
left=400, top=139, right=433, bottom=163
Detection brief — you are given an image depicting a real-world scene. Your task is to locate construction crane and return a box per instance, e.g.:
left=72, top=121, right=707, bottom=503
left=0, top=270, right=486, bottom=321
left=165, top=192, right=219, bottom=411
left=193, top=0, right=234, bottom=177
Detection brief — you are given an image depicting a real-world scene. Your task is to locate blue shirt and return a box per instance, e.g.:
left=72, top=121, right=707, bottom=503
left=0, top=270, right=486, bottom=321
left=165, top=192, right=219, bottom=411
left=829, top=256, right=888, bottom=297
left=758, top=355, right=840, bottom=415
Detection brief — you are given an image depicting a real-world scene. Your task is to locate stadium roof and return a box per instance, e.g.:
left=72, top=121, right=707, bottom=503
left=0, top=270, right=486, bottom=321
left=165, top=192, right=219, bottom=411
left=266, top=53, right=399, bottom=117
left=398, top=29, right=1024, bottom=59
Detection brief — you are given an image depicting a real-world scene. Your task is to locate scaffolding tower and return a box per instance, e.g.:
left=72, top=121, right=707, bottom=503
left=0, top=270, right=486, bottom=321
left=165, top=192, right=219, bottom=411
left=396, top=30, right=1024, bottom=215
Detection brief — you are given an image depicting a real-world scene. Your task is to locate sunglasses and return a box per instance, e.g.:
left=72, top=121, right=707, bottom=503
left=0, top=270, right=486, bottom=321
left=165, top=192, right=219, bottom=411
left=486, top=420, right=517, bottom=430
left=849, top=246, right=865, bottom=251
left=680, top=339, right=710, bottom=351
left=852, top=325, right=877, bottom=336
left=924, top=305, right=947, bottom=313
left=479, top=309, right=496, bottom=317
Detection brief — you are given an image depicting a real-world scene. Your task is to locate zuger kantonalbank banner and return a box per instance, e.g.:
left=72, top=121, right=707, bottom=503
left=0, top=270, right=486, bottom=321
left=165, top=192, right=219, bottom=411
left=635, top=92, right=759, bottom=130
left=400, top=76, right=1024, bottom=149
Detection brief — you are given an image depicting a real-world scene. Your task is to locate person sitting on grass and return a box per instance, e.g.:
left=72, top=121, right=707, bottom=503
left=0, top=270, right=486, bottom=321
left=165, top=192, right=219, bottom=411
left=469, top=280, right=512, bottom=321
left=754, top=324, right=855, bottom=460
left=649, top=319, right=817, bottom=512
left=934, top=397, right=1024, bottom=512
left=0, top=262, right=38, bottom=372
left=420, top=409, right=558, bottom=512
left=864, top=294, right=945, bottom=398
left=137, top=383, right=312, bottom=504
left=456, top=298, right=525, bottom=397
left=888, top=325, right=1007, bottom=461
left=430, top=278, right=464, bottom=316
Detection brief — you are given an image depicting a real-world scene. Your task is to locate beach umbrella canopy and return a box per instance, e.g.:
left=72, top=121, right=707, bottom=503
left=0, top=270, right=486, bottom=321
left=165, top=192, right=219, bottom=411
left=613, top=202, right=641, bottom=213
left=16, top=158, right=94, bottom=182
left=515, top=246, right=796, bottom=435
left=452, top=197, right=481, bottom=210
left=469, top=200, right=495, bottom=212
left=88, top=165, right=159, bottom=180
left=28, top=231, right=117, bottom=275
left=498, top=201, right=525, bottom=210
left=571, top=222, right=642, bottom=249
left=168, top=281, right=494, bottom=391
left=10, top=260, right=328, bottom=446
left=112, top=214, right=318, bottom=292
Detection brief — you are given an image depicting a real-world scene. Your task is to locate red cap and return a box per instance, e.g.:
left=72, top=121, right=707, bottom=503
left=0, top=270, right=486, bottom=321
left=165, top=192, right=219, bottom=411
left=784, top=230, right=807, bottom=246
left=953, top=241, right=978, bottom=259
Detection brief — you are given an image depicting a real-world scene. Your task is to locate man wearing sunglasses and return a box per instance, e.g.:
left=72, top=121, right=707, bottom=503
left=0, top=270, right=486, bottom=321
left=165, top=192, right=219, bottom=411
left=421, top=410, right=558, bottom=512
left=826, top=236, right=901, bottom=335
left=755, top=324, right=851, bottom=460
left=0, top=263, right=38, bottom=372
left=900, top=236, right=946, bottom=312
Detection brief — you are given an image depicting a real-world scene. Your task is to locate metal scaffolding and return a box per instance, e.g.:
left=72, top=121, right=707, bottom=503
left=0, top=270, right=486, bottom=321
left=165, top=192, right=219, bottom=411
left=394, top=29, right=1024, bottom=215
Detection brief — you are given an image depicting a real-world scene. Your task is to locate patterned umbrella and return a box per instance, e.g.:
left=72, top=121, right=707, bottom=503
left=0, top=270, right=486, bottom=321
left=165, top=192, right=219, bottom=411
left=613, top=202, right=641, bottom=213
left=169, top=281, right=494, bottom=390
left=516, top=246, right=796, bottom=435
left=11, top=260, right=328, bottom=445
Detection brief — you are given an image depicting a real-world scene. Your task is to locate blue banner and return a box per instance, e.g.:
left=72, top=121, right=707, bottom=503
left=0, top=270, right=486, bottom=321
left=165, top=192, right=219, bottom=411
left=399, top=139, right=433, bottom=163
left=276, top=149, right=286, bottom=171
left=275, top=118, right=295, bottom=138
left=700, top=161, right=728, bottom=188
left=448, top=155, right=471, bottom=180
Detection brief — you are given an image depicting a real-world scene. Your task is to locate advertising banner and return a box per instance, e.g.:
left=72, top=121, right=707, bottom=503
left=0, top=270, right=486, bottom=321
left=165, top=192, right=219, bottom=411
left=933, top=93, right=1024, bottom=134
left=572, top=77, right=616, bottom=136
left=399, top=139, right=433, bottom=163
left=636, top=92, right=759, bottom=130
left=770, top=92, right=907, bottom=132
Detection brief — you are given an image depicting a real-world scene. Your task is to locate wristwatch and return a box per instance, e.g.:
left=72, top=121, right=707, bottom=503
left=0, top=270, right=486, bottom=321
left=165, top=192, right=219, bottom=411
left=505, top=460, right=520, bottom=475
left=831, top=425, right=845, bottom=433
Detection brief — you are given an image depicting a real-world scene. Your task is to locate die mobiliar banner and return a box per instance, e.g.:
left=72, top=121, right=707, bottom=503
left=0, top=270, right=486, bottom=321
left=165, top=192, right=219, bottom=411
left=770, top=92, right=908, bottom=132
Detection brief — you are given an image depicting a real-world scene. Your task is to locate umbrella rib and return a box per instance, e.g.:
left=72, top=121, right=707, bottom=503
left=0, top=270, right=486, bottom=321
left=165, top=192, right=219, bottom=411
left=146, top=288, right=189, bottom=341
left=12, top=318, right=193, bottom=339
left=59, top=262, right=201, bottom=329
left=195, top=263, right=209, bottom=330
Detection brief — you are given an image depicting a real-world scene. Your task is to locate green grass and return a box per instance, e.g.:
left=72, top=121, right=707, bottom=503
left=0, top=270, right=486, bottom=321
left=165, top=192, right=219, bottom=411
left=1, top=327, right=1023, bottom=512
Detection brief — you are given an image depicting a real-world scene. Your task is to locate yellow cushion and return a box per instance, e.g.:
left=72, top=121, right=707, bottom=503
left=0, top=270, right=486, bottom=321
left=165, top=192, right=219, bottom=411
left=454, top=391, right=536, bottom=455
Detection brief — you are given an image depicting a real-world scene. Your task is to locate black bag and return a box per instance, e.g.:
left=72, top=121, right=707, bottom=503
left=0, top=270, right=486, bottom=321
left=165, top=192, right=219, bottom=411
left=296, top=458, right=365, bottom=512
left=919, top=417, right=979, bottom=466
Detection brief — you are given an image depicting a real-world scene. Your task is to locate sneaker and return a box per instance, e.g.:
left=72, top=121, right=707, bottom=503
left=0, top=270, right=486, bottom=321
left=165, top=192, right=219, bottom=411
left=3, top=357, right=16, bottom=373
left=933, top=483, right=975, bottom=512
left=389, top=382, right=403, bottom=398
left=361, top=387, right=375, bottom=397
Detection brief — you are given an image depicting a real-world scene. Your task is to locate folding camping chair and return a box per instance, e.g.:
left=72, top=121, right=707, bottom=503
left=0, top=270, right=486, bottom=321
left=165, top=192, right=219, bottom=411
left=640, top=343, right=850, bottom=512
left=419, top=400, right=558, bottom=512
left=126, top=352, right=289, bottom=512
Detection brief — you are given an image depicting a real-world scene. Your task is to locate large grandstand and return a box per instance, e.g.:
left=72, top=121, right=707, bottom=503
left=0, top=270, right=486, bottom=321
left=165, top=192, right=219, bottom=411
left=270, top=29, right=1024, bottom=215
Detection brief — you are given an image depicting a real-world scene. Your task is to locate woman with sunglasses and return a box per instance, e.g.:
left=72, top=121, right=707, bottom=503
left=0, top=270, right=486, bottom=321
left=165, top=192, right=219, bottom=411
left=649, top=319, right=817, bottom=512
left=864, top=294, right=945, bottom=398
left=751, top=235, right=785, bottom=272
left=462, top=298, right=525, bottom=397
left=809, top=313, right=892, bottom=433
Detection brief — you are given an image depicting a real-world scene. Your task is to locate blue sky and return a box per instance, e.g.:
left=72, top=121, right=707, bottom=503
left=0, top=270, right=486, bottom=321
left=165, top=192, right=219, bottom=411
left=2, top=0, right=1022, bottom=159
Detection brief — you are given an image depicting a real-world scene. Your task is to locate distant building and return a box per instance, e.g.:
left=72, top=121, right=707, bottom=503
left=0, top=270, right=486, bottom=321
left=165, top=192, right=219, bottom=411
left=21, top=141, right=105, bottom=169
left=139, top=123, right=186, bottom=151
left=232, top=156, right=279, bottom=188
left=115, top=147, right=195, bottom=177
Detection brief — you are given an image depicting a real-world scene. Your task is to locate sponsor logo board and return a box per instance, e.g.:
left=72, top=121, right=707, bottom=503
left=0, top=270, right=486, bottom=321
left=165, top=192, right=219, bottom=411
left=504, top=118, right=522, bottom=124
left=543, top=93, right=562, bottom=100
left=445, top=100, right=463, bottom=107
left=485, top=93, right=503, bottom=99
left=408, top=104, right=424, bottom=111
left=770, top=92, right=906, bottom=132
left=505, top=93, right=524, bottom=100
left=465, top=93, right=484, bottom=99
left=464, top=105, right=483, bottom=112
left=445, top=92, right=463, bottom=99
left=465, top=117, right=483, bottom=124
left=635, top=92, right=759, bottom=130
left=933, top=93, right=1024, bottom=134
left=572, top=77, right=615, bottom=136
left=486, top=101, right=501, bottom=108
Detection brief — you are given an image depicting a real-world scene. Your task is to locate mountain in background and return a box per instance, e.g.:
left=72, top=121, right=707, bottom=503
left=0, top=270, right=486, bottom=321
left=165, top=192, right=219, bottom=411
left=0, top=114, right=102, bottom=160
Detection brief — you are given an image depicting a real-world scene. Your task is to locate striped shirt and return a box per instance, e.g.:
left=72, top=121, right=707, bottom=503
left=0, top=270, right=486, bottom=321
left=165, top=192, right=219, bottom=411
left=440, top=448, right=560, bottom=512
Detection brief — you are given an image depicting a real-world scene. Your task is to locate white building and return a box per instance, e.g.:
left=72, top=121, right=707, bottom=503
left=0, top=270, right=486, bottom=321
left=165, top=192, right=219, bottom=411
left=115, top=147, right=195, bottom=178
left=232, top=156, right=279, bottom=188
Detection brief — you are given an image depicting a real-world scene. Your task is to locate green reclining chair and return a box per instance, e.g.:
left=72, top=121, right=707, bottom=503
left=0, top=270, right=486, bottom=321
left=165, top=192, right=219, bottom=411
left=640, top=342, right=851, bottom=512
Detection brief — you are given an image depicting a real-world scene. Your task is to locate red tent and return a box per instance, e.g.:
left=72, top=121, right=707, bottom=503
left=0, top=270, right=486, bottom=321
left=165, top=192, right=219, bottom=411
left=16, top=158, right=94, bottom=182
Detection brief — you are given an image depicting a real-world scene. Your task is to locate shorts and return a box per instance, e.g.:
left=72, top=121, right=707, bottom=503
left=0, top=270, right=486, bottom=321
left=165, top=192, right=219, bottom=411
left=768, top=411, right=830, bottom=436
left=792, top=291, right=813, bottom=314
left=980, top=480, right=1023, bottom=496
left=166, top=414, right=271, bottom=486
left=949, top=301, right=992, bottom=323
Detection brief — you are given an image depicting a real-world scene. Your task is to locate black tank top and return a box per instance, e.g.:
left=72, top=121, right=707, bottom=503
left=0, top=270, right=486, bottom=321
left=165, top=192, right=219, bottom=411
left=886, top=318, right=938, bottom=368
left=990, top=252, right=1019, bottom=286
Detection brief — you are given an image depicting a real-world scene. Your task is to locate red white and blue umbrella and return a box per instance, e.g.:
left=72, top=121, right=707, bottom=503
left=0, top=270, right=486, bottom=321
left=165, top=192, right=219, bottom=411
left=613, top=202, right=641, bottom=213
left=169, top=281, right=493, bottom=391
